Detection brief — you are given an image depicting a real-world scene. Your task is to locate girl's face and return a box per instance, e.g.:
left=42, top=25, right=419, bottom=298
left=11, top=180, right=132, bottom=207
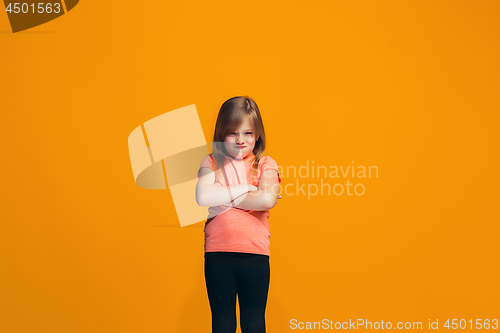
left=224, top=117, right=257, bottom=160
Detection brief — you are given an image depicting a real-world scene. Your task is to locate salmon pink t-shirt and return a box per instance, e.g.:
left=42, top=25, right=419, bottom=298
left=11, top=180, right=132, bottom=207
left=197, top=152, right=281, bottom=256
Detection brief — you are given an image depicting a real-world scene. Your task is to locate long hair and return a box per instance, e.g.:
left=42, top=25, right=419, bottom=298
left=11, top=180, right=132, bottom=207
left=212, top=96, right=266, bottom=182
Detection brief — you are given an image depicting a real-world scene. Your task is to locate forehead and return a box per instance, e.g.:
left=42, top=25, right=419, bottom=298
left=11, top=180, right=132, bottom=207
left=233, top=117, right=254, bottom=131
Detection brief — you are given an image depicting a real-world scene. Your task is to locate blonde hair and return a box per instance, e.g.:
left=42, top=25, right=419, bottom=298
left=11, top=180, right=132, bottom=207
left=212, top=96, right=266, bottom=181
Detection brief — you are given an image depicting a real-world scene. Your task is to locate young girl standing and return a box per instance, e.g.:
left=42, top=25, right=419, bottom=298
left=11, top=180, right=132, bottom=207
left=196, top=96, right=282, bottom=333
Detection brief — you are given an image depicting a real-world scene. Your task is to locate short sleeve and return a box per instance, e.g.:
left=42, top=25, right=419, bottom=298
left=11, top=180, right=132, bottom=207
left=197, top=154, right=214, bottom=179
left=259, top=156, right=281, bottom=184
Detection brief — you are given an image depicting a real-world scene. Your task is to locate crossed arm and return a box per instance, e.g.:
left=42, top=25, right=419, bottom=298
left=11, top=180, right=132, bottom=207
left=196, top=167, right=281, bottom=211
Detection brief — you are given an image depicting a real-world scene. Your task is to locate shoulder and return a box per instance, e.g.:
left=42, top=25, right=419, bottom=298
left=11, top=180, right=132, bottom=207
left=258, top=156, right=281, bottom=183
left=199, top=154, right=214, bottom=169
left=258, top=155, right=278, bottom=168
left=197, top=154, right=215, bottom=179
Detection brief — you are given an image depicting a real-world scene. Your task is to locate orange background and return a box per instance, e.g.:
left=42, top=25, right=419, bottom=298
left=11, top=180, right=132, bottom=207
left=1, top=1, right=499, bottom=332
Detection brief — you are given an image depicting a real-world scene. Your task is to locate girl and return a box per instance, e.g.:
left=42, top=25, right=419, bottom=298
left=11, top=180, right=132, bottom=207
left=196, top=96, right=282, bottom=333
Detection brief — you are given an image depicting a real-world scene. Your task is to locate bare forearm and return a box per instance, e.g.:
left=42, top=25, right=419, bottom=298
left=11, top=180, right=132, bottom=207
left=196, top=184, right=250, bottom=207
left=228, top=189, right=278, bottom=211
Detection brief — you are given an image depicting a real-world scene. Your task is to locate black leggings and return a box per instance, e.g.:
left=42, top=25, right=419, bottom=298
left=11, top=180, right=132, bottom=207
left=204, top=252, right=270, bottom=333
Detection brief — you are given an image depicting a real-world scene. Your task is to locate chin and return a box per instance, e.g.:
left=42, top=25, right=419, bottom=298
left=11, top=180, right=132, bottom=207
left=231, top=151, right=246, bottom=158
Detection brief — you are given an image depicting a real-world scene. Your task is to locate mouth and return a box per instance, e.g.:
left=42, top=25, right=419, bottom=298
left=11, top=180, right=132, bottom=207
left=236, top=145, right=246, bottom=149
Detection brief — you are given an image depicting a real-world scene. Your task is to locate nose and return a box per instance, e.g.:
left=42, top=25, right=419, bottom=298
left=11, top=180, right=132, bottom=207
left=235, top=134, right=244, bottom=144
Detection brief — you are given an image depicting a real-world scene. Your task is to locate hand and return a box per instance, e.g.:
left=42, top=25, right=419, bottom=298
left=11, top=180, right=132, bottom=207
left=247, top=184, right=258, bottom=192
